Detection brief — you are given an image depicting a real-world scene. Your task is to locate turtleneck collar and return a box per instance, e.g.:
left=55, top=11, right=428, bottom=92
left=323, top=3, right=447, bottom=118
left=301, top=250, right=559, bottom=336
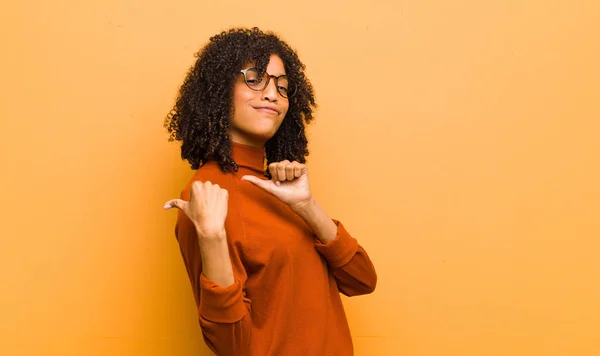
left=231, top=141, right=266, bottom=173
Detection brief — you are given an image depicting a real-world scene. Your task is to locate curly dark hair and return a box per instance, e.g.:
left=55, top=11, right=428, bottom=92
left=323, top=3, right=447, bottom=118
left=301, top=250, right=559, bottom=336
left=164, top=27, right=317, bottom=174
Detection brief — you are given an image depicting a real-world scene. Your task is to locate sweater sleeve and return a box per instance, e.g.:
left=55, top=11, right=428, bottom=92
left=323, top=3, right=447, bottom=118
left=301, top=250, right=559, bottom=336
left=174, top=189, right=252, bottom=356
left=314, top=219, right=378, bottom=296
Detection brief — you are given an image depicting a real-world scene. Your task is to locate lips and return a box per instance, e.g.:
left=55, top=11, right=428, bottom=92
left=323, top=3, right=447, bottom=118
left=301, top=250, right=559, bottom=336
left=253, top=106, right=280, bottom=115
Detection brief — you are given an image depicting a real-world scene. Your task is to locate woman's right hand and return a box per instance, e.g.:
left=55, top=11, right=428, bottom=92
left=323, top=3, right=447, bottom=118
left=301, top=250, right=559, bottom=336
left=164, top=181, right=229, bottom=240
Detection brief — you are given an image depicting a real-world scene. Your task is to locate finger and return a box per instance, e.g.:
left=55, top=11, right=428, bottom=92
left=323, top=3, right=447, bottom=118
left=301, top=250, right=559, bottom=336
left=191, top=180, right=205, bottom=191
left=242, top=175, right=274, bottom=193
left=190, top=181, right=206, bottom=200
left=214, top=184, right=228, bottom=202
left=294, top=163, right=304, bottom=178
left=276, top=161, right=288, bottom=181
left=285, top=163, right=295, bottom=180
left=164, top=199, right=187, bottom=211
left=268, top=163, right=279, bottom=181
left=220, top=188, right=229, bottom=201
left=211, top=183, right=221, bottom=198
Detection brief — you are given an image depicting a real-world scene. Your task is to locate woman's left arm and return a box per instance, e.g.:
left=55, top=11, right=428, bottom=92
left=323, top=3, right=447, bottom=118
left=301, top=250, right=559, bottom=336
left=290, top=198, right=377, bottom=296
left=241, top=161, right=377, bottom=296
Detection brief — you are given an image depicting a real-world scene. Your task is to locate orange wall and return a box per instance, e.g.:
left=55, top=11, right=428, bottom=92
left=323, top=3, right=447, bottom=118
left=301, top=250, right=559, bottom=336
left=1, top=0, right=599, bottom=355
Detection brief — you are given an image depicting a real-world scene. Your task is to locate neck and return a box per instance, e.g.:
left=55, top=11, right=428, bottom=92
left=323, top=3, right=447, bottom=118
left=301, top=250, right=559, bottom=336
left=230, top=140, right=266, bottom=173
left=230, top=133, right=266, bottom=149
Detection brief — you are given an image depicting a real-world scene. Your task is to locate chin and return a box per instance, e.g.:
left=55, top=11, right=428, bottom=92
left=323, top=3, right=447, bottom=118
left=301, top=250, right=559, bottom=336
left=231, top=117, right=283, bottom=144
left=239, top=128, right=278, bottom=144
left=251, top=122, right=281, bottom=139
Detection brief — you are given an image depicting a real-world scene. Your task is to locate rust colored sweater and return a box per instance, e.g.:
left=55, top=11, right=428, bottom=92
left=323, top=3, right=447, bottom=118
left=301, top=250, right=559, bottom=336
left=174, top=142, right=377, bottom=356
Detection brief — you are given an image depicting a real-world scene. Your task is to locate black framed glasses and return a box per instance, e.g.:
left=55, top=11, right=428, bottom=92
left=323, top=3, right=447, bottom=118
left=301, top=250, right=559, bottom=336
left=239, top=68, right=297, bottom=98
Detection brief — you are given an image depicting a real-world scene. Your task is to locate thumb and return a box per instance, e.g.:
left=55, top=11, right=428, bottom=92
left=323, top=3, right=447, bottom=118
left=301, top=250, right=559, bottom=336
left=241, top=175, right=274, bottom=193
left=164, top=199, right=187, bottom=211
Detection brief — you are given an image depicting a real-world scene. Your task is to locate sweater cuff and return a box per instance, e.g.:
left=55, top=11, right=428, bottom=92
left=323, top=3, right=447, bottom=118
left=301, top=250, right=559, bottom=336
left=199, top=274, right=246, bottom=323
left=314, top=220, right=359, bottom=269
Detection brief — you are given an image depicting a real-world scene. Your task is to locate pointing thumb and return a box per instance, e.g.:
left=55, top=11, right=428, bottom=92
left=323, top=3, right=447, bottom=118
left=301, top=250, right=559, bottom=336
left=241, top=175, right=272, bottom=192
left=164, top=199, right=186, bottom=210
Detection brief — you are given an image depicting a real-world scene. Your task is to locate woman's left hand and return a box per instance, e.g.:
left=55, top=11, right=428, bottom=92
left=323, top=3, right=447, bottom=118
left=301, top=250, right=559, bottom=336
left=241, top=160, right=312, bottom=208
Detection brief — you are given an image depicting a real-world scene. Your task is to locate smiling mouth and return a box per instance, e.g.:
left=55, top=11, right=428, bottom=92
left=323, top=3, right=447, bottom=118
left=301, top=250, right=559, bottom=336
left=254, top=107, right=279, bottom=115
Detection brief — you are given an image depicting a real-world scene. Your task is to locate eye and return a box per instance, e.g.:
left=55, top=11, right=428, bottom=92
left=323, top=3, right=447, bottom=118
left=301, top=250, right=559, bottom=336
left=244, top=69, right=263, bottom=84
left=246, top=76, right=263, bottom=83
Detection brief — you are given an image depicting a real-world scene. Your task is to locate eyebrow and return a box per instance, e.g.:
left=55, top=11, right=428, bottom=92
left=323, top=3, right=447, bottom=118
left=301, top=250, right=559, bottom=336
left=269, top=72, right=287, bottom=77
left=241, top=66, right=286, bottom=77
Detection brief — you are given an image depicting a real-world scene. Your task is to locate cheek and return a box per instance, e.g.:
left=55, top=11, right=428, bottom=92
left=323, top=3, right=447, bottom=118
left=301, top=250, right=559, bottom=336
left=232, top=85, right=252, bottom=108
left=231, top=87, right=254, bottom=125
left=280, top=102, right=290, bottom=117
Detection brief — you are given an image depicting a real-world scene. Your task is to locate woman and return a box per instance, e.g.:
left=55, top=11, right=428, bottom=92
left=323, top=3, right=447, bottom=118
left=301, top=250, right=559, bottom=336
left=164, top=27, right=377, bottom=356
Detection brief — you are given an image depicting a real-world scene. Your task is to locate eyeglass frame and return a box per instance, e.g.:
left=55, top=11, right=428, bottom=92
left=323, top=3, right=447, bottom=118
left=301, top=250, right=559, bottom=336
left=239, top=67, right=297, bottom=98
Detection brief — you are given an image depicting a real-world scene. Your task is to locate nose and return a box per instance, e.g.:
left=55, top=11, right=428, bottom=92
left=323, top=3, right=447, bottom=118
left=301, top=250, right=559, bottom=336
left=261, top=77, right=278, bottom=103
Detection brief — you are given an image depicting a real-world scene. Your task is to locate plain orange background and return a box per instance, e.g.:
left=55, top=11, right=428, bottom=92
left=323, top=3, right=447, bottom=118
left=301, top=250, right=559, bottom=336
left=1, top=0, right=599, bottom=355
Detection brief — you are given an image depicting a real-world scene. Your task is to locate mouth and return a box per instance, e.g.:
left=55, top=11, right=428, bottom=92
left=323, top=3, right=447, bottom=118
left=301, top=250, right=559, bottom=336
left=253, top=106, right=280, bottom=115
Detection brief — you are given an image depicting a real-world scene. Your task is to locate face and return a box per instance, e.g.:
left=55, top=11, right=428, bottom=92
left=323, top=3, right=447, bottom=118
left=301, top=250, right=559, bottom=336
left=229, top=54, right=290, bottom=148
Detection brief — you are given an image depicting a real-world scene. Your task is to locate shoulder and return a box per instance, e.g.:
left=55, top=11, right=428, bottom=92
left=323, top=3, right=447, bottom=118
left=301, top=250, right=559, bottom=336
left=179, top=161, right=236, bottom=200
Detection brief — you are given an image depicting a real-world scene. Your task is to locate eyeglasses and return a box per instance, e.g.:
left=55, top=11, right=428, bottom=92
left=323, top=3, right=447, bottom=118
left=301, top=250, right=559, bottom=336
left=239, top=68, right=297, bottom=98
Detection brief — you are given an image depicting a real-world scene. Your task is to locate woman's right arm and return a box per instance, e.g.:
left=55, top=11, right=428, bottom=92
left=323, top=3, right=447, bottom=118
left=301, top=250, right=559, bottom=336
left=167, top=181, right=252, bottom=356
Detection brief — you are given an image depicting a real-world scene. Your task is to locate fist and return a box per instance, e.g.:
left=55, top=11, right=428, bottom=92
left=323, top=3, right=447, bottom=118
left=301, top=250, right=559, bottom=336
left=164, top=181, right=229, bottom=239
left=242, top=160, right=312, bottom=206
